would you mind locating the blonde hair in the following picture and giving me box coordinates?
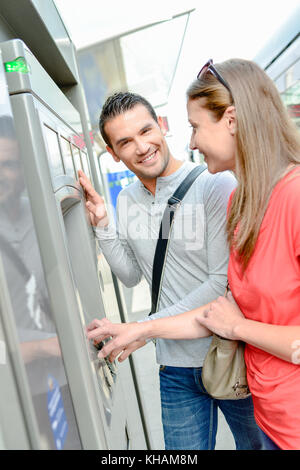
[187,59,300,270]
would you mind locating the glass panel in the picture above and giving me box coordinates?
[282,80,300,130]
[280,58,300,131]
[77,12,190,130]
[120,14,188,107]
[44,126,64,178]
[71,145,82,177]
[0,115,82,449]
[60,137,75,179]
[80,151,91,179]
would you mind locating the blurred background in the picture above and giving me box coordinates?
[54,0,300,165]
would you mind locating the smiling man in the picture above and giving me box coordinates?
[79,92,263,450]
[99,93,182,193]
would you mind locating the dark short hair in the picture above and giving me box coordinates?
[99,92,158,147]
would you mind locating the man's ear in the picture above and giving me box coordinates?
[106,144,120,162]
[157,116,167,136]
[224,106,237,136]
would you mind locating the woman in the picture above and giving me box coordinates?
[87,59,300,450]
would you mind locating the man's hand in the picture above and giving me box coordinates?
[78,169,109,227]
[86,317,148,362]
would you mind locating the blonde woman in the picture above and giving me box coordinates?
[87,59,300,450]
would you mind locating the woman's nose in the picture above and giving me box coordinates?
[189,135,197,151]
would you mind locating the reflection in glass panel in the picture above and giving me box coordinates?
[120,14,189,107]
[44,126,64,178]
[283,81,300,129]
[0,115,82,449]
[281,62,300,130]
[72,145,82,177]
[60,138,75,179]
[80,151,91,179]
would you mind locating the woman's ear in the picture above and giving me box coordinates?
[225,106,237,136]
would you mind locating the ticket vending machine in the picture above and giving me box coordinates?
[0,39,147,450]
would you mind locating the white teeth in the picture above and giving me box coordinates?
[142,151,156,163]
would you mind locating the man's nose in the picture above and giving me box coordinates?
[135,138,150,155]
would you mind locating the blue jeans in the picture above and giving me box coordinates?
[159,365,264,450]
[258,429,281,450]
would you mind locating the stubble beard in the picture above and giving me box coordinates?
[136,148,170,180]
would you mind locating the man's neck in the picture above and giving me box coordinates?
[139,157,184,195]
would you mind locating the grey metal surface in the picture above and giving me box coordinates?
[9,90,112,449]
[0,255,36,450]
[0,39,82,134]
[1,39,146,448]
[0,56,84,450]
[0,0,77,85]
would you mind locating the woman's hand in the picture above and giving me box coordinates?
[197,292,246,340]
[86,317,148,362]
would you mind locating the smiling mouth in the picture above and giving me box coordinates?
[140,150,157,164]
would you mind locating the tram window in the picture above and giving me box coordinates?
[80,151,91,179]
[71,145,82,177]
[294,59,300,82]
[275,74,286,94]
[60,137,76,179]
[44,126,64,178]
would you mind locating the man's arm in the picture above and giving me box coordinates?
[145,171,236,321]
[94,221,143,287]
[79,170,143,287]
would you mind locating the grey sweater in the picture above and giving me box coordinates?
[95,161,237,367]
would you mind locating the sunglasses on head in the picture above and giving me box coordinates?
[197,59,231,94]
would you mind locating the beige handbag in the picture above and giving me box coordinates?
[201,285,251,400]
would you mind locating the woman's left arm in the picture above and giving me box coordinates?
[197,293,300,364]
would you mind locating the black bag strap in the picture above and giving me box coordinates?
[149,164,206,315]
[0,233,31,281]
[0,233,51,315]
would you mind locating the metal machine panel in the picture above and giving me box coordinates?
[0,257,32,450]
[38,98,142,449]
[0,39,147,450]
[1,39,82,134]
[0,52,82,449]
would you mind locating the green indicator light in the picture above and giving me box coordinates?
[4,56,30,74]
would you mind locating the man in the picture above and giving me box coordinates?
[79,92,263,450]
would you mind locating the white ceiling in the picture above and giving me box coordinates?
[54,0,196,49]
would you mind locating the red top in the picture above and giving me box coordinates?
[228,167,300,450]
